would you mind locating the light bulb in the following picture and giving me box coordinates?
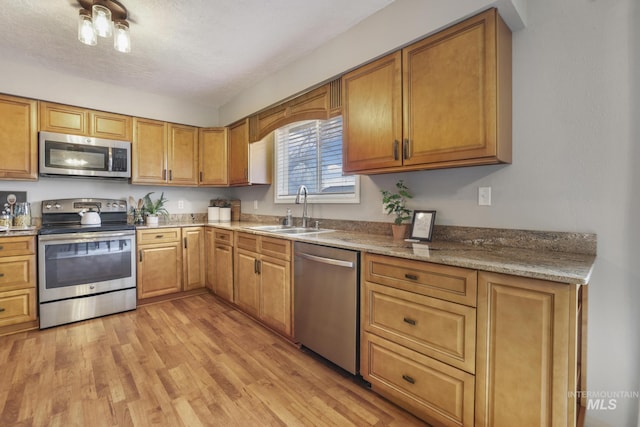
[92,4,113,38]
[113,21,131,53]
[77,9,97,46]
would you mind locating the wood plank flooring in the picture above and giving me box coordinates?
[0,294,428,426]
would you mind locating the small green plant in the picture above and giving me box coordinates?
[142,192,169,217]
[381,180,413,225]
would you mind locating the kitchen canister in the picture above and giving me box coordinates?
[219,207,231,222]
[13,202,31,228]
[208,206,220,222]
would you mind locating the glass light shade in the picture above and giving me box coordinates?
[113,21,131,53]
[77,10,97,46]
[92,4,113,37]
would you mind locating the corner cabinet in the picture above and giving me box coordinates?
[0,95,38,180]
[234,232,292,337]
[228,119,249,186]
[0,235,38,335]
[343,8,511,174]
[131,118,198,186]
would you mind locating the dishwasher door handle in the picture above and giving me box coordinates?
[297,252,354,268]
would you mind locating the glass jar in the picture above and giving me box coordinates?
[13,202,31,228]
[0,213,11,229]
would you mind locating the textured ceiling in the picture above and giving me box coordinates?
[0,0,393,109]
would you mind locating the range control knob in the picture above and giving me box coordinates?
[54,203,62,210]
[44,203,52,210]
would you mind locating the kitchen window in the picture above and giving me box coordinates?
[274,117,359,204]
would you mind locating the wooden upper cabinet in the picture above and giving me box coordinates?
[199,127,228,186]
[0,95,38,180]
[39,101,132,140]
[228,119,249,186]
[131,117,168,184]
[168,124,198,186]
[342,8,511,174]
[90,110,132,141]
[342,52,403,172]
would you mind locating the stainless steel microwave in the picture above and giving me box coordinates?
[39,131,131,180]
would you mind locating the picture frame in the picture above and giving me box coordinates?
[410,210,436,241]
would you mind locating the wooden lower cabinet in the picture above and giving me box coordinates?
[208,228,234,302]
[234,232,292,337]
[182,227,205,291]
[475,272,584,427]
[137,228,182,300]
[0,236,38,335]
[362,253,586,427]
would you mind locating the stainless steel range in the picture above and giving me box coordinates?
[38,198,136,329]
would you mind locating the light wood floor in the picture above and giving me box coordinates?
[0,294,428,426]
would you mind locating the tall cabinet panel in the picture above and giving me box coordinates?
[228,119,249,186]
[0,95,37,180]
[132,118,168,184]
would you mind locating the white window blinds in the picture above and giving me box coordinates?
[275,117,358,203]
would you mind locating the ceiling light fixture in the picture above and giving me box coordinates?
[77,0,131,53]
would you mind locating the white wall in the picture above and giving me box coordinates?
[225,1,640,426]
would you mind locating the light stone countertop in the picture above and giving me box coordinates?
[142,220,596,285]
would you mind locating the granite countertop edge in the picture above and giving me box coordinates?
[139,221,595,285]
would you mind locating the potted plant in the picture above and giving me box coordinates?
[381,180,413,239]
[142,192,169,226]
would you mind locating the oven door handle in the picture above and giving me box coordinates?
[38,230,135,243]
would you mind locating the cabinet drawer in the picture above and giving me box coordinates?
[362,332,474,427]
[260,236,290,260]
[363,281,475,373]
[236,232,259,252]
[137,228,181,244]
[213,228,234,246]
[0,256,36,291]
[364,253,477,306]
[0,288,37,327]
[0,236,35,257]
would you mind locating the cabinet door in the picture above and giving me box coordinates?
[132,118,168,184]
[234,249,259,316]
[0,95,38,180]
[228,119,249,186]
[342,52,403,172]
[0,288,37,327]
[213,243,234,303]
[168,124,199,186]
[137,243,182,299]
[403,8,508,166]
[259,255,291,336]
[39,101,88,135]
[476,272,574,427]
[199,127,228,186]
[90,111,132,141]
[205,228,215,291]
[182,227,205,291]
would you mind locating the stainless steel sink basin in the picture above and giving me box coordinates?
[246,225,334,235]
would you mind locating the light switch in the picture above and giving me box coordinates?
[478,187,491,206]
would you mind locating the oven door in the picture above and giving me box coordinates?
[38,230,136,303]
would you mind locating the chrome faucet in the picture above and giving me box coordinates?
[295,185,309,228]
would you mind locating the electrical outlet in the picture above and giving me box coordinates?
[478,187,492,206]
[254,200,258,210]
[178,200,184,209]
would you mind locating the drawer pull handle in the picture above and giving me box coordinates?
[0,307,4,312]
[155,235,163,239]
[0,273,4,278]
[402,374,415,384]
[404,273,418,281]
[403,317,416,326]
[0,246,3,250]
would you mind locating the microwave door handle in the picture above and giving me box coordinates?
[108,147,113,172]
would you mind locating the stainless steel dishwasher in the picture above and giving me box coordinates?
[294,241,360,375]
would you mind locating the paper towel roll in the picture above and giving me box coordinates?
[208,207,220,222]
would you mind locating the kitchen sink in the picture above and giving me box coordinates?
[246,225,334,235]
